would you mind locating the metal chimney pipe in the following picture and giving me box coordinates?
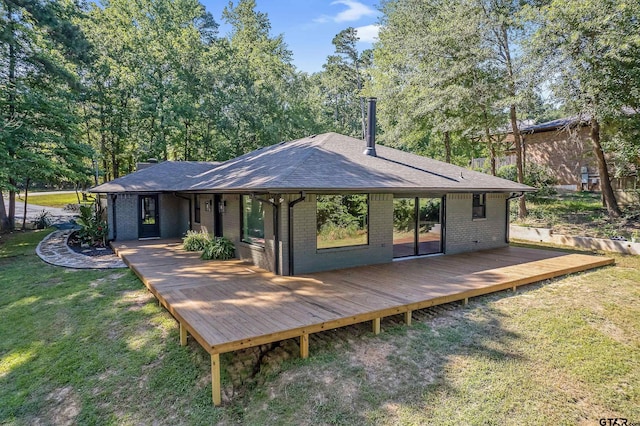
[363,97,377,157]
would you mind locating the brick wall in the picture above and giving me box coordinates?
[111,193,138,240]
[289,193,393,274]
[445,193,508,254]
[504,126,595,189]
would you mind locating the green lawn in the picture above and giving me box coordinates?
[1,230,638,424]
[16,193,94,208]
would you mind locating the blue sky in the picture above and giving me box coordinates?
[200,0,381,74]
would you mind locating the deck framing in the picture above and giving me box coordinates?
[114,241,614,405]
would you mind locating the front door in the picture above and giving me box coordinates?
[393,197,443,257]
[139,194,160,238]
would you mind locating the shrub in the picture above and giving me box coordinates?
[498,163,558,197]
[182,230,211,251]
[76,204,108,246]
[32,210,52,229]
[201,237,235,260]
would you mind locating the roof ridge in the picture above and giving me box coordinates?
[268,133,333,188]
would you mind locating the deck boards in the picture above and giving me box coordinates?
[114,241,614,355]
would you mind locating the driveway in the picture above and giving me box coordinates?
[3,191,79,227]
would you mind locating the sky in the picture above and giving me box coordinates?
[200,0,381,74]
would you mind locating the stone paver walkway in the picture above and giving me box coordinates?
[36,229,127,269]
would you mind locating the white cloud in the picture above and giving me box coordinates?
[332,0,377,22]
[355,24,380,43]
[314,1,378,24]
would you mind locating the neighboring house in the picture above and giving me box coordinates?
[92,107,533,275]
[473,116,599,190]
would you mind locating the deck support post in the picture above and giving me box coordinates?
[512,286,517,292]
[211,353,221,406]
[179,323,188,346]
[300,333,309,359]
[372,317,381,335]
[463,297,469,306]
[404,311,412,326]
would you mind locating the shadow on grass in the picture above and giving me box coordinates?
[0,237,222,425]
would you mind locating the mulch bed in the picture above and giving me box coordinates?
[67,231,115,257]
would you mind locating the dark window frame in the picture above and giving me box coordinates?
[194,194,201,224]
[241,195,265,247]
[316,194,370,250]
[472,193,486,219]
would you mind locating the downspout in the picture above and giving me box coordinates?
[505,192,525,243]
[253,195,282,275]
[287,192,306,276]
[173,192,192,232]
[111,194,117,241]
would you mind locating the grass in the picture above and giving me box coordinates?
[515,191,640,239]
[1,230,639,424]
[16,192,94,208]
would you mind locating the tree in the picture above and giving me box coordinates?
[526,0,640,218]
[0,0,92,230]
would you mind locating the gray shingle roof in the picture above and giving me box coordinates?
[190,133,533,193]
[91,161,219,193]
[91,133,533,194]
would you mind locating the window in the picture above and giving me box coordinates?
[241,195,264,246]
[472,193,486,219]
[317,194,368,249]
[194,194,201,223]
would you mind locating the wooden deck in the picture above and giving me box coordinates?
[114,241,614,405]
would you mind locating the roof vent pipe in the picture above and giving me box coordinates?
[363,97,377,157]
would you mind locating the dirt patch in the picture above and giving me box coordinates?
[350,341,394,372]
[32,386,80,426]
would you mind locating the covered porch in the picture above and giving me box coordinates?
[113,241,614,405]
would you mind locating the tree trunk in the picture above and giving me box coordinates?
[21,178,30,230]
[443,131,452,163]
[501,25,527,219]
[483,109,496,176]
[0,191,10,231]
[590,118,621,218]
[8,180,16,230]
[6,2,17,230]
[354,57,365,140]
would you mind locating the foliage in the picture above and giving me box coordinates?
[0,0,94,230]
[182,230,211,252]
[75,204,108,247]
[201,237,235,260]
[32,210,52,230]
[498,163,558,197]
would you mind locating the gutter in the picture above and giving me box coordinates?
[173,192,192,232]
[253,195,283,275]
[287,192,306,276]
[505,192,525,243]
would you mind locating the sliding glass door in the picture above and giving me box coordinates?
[393,197,442,257]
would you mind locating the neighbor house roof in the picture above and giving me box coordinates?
[91,133,533,194]
[91,161,219,193]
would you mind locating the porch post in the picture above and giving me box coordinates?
[211,353,221,406]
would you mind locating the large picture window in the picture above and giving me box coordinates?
[472,193,486,219]
[317,194,368,249]
[241,195,265,246]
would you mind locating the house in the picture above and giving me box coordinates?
[92,101,533,275]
